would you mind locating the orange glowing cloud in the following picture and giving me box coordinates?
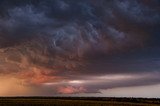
[16,67,63,85]
[57,86,86,94]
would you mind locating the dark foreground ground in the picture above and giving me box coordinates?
[0,97,160,106]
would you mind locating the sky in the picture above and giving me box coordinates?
[0,0,160,97]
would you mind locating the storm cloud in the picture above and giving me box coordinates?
[0,0,160,96]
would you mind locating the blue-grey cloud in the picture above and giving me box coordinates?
[0,0,160,95]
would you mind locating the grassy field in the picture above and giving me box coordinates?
[0,97,160,106]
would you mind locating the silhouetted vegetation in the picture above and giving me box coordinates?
[0,97,159,106]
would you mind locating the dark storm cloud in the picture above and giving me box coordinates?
[1,0,158,48]
[0,0,160,94]
[115,0,160,24]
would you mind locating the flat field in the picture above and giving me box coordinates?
[0,97,160,106]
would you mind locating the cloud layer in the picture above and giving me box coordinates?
[0,0,160,96]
